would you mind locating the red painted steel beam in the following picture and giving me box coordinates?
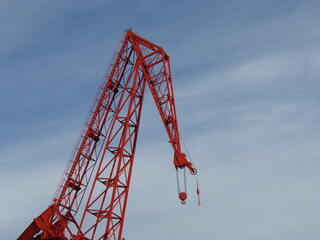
[18,30,195,240]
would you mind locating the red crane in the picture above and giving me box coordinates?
[18,30,199,240]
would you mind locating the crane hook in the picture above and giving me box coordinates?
[179,192,187,205]
[196,186,201,206]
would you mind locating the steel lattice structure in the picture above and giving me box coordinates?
[18,30,197,240]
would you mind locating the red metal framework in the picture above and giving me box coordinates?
[18,30,197,240]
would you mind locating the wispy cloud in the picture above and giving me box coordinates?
[1,1,320,239]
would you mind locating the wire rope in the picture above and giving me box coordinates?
[180,134,201,205]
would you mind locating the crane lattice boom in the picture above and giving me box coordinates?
[18,30,197,240]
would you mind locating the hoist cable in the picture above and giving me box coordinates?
[180,135,195,166]
[184,166,187,194]
[176,168,180,194]
[180,134,201,206]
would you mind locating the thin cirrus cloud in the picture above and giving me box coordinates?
[1,1,320,240]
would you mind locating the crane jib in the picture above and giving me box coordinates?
[18,29,199,240]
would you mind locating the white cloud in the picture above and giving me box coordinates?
[2,1,320,239]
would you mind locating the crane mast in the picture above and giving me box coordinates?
[18,30,197,240]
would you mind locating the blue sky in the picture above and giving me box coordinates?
[1,0,320,239]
